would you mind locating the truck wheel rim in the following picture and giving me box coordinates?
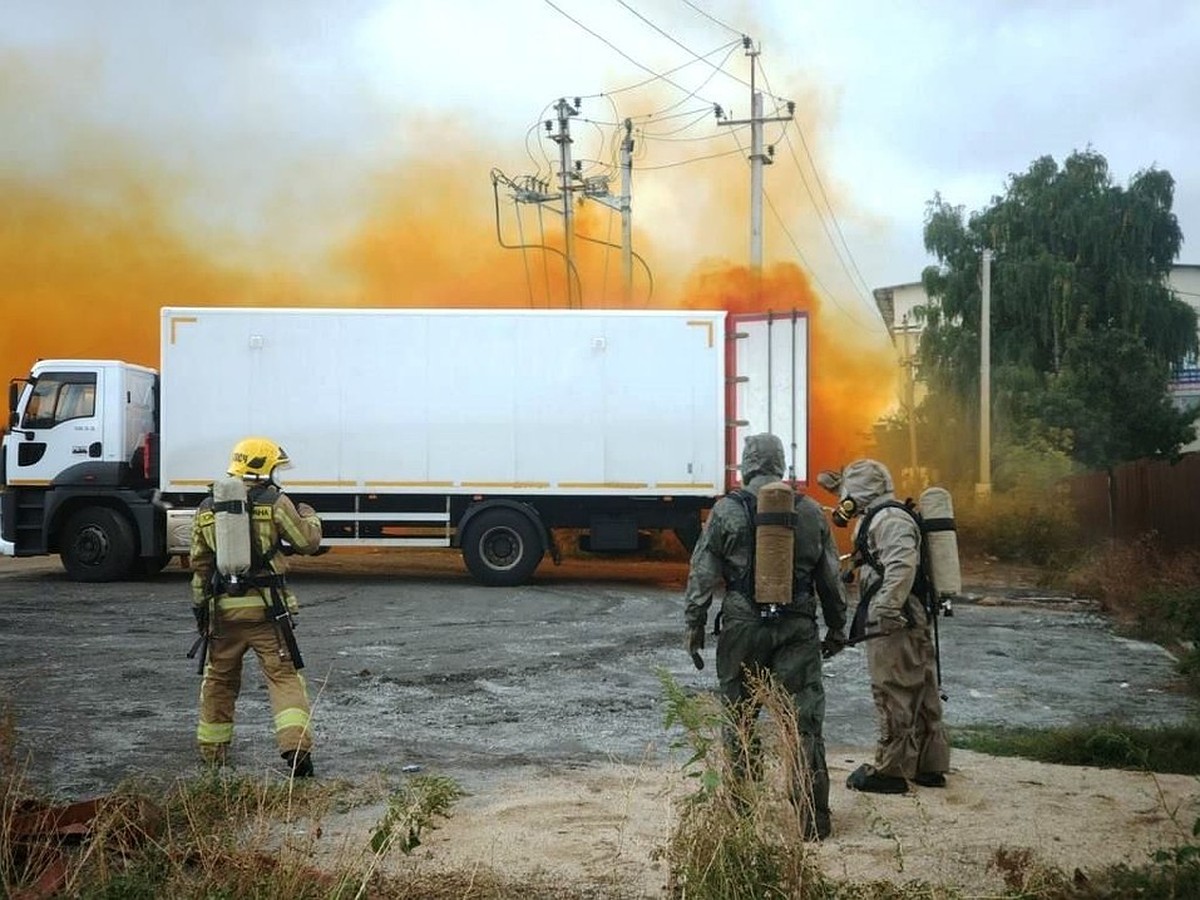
[481,527,522,571]
[73,526,110,567]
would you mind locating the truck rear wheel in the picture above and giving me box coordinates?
[461,508,543,587]
[60,507,137,582]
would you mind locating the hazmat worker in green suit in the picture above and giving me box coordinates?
[682,433,848,840]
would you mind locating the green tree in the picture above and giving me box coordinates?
[917,149,1198,472]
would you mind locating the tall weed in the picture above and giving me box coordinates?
[658,668,830,899]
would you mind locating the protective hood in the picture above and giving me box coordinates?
[838,458,894,509]
[740,433,786,484]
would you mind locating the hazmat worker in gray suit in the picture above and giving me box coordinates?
[683,433,848,840]
[828,457,950,793]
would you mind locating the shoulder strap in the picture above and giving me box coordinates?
[246,483,282,570]
[726,489,756,599]
[853,499,919,574]
[854,498,938,617]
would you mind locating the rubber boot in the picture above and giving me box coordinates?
[846,763,908,794]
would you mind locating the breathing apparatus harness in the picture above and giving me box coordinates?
[848,498,947,699]
[713,488,813,633]
[210,482,285,594]
[207,481,305,670]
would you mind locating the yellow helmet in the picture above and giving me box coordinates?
[227,437,291,481]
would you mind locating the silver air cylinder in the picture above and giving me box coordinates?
[918,486,961,597]
[755,481,795,605]
[213,476,253,579]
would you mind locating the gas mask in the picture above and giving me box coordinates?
[832,497,859,528]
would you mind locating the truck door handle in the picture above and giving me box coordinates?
[89,442,102,458]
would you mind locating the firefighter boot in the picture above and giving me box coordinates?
[283,749,314,778]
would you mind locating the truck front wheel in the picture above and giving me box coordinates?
[60,507,137,582]
[461,508,543,587]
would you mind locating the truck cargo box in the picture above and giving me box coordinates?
[159,307,727,497]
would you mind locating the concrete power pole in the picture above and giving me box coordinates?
[581,117,635,305]
[977,248,994,498]
[901,313,920,490]
[717,39,793,275]
[620,119,633,305]
[549,98,580,308]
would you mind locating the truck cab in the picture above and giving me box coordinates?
[2,359,163,579]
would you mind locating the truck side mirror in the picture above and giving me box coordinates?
[7,381,17,429]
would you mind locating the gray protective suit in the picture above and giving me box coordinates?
[839,458,949,781]
[683,434,848,838]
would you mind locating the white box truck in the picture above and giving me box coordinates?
[2,307,808,584]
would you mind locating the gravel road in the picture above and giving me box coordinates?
[0,551,1193,798]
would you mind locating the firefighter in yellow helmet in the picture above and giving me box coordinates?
[189,437,323,776]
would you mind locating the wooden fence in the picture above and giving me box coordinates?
[1066,452,1200,550]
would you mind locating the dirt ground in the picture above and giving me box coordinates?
[332,749,1200,898]
[2,550,1197,896]
[303,554,1197,897]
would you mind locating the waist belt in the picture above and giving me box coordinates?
[212,570,286,597]
[757,602,816,622]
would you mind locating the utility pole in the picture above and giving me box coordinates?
[717,38,794,275]
[581,118,635,305]
[900,313,920,491]
[497,99,633,308]
[977,249,994,498]
[548,97,580,308]
[619,119,633,305]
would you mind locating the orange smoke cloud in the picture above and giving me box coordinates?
[1,124,899,481]
[679,262,898,485]
[0,175,325,379]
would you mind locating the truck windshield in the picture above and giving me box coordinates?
[22,373,96,429]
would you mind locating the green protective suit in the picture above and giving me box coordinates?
[683,434,848,838]
[840,458,950,781]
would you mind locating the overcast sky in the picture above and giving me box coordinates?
[4,0,1198,321]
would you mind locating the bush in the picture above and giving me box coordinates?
[955,487,1083,566]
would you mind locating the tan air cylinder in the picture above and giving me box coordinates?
[754,481,795,604]
[917,486,961,597]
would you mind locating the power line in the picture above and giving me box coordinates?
[764,187,884,330]
[634,146,745,170]
[575,38,741,99]
[727,127,883,330]
[614,0,745,92]
[541,0,721,102]
[780,122,876,306]
[755,64,877,309]
[678,0,743,39]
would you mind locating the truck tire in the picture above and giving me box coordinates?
[60,507,137,582]
[461,508,543,587]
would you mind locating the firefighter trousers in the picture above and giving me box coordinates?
[196,618,312,760]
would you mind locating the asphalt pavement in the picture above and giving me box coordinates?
[0,551,1194,799]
